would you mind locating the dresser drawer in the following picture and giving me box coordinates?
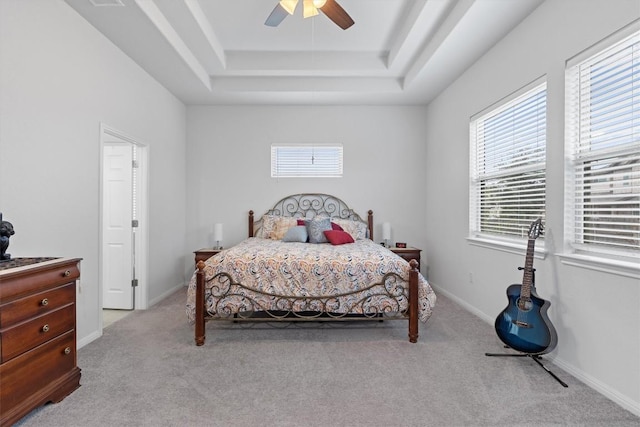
[0,330,76,412]
[0,283,75,328]
[0,260,80,303]
[0,304,75,363]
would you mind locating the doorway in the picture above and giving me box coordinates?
[99,124,148,329]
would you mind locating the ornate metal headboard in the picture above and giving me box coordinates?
[249,193,374,240]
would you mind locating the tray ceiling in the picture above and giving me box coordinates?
[65,0,544,105]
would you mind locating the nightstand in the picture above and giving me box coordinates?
[389,246,421,272]
[194,248,222,268]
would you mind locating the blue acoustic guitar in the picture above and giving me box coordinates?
[494,219,557,355]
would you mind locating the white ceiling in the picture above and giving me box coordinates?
[65,0,544,105]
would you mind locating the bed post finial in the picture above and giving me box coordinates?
[368,210,374,241]
[249,210,255,237]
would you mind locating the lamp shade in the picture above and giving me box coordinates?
[382,222,391,240]
[214,223,223,242]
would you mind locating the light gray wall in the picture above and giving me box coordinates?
[185,105,428,277]
[424,0,639,416]
[0,0,187,346]
[1,0,637,417]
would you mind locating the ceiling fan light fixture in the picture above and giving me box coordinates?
[267,0,353,30]
[303,0,319,18]
[279,0,298,15]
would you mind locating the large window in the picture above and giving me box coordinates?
[271,143,343,178]
[565,29,639,261]
[470,80,547,242]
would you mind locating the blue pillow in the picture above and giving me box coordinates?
[305,217,332,244]
[282,225,308,243]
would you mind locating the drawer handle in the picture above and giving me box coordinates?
[41,298,49,306]
[64,347,71,355]
[42,324,50,332]
[63,270,71,277]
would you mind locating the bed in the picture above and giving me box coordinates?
[186,193,436,345]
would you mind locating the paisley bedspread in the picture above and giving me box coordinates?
[186,238,436,323]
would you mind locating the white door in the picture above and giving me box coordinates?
[102,143,134,309]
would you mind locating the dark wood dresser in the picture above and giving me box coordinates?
[0,257,82,426]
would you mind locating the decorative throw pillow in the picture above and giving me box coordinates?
[298,218,343,231]
[257,215,275,238]
[273,217,297,240]
[332,218,367,240]
[298,218,344,231]
[324,230,354,245]
[305,217,332,244]
[282,225,308,243]
[261,215,297,240]
[331,221,344,231]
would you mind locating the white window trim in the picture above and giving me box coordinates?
[467,236,548,260]
[469,76,547,252]
[563,22,640,269]
[271,143,343,178]
[557,253,640,280]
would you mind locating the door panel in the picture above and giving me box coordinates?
[102,144,133,309]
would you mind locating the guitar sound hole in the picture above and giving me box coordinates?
[516,297,532,312]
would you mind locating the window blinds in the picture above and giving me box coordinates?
[566,30,640,256]
[470,82,547,239]
[271,144,343,178]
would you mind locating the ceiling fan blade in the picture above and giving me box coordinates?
[319,0,354,30]
[265,3,289,27]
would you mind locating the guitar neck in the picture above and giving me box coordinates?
[521,237,536,297]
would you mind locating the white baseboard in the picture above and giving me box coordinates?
[431,283,494,325]
[77,282,184,350]
[77,329,102,350]
[431,282,640,418]
[148,282,185,307]
[550,357,640,417]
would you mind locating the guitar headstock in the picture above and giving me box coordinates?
[528,218,544,239]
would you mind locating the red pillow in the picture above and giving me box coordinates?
[297,219,305,226]
[323,230,354,245]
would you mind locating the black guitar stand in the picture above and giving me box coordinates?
[486,267,568,388]
[485,347,568,387]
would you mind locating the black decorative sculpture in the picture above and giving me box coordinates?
[0,212,15,261]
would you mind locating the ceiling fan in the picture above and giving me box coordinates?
[265,0,355,30]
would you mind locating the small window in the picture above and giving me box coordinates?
[271,144,343,178]
[565,29,639,260]
[470,80,547,241]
